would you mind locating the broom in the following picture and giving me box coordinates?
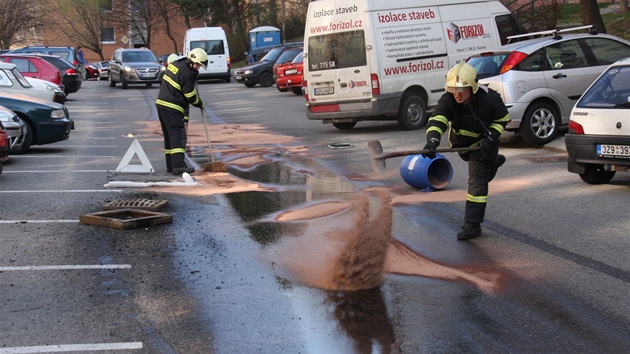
[200,107,226,172]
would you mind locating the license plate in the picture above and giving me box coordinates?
[597,144,630,158]
[285,69,298,75]
[141,73,155,78]
[314,87,334,96]
[236,76,242,80]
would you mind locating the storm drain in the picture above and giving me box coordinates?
[102,198,168,211]
[80,209,173,230]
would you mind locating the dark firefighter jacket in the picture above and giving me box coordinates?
[156,58,202,115]
[426,86,509,148]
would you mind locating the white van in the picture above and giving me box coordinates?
[183,27,231,83]
[302,0,526,130]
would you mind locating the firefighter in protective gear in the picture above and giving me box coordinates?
[165,54,191,129]
[156,49,206,175]
[422,62,509,240]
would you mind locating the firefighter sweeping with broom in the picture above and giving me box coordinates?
[156,48,207,175]
[422,62,509,240]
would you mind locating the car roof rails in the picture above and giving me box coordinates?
[507,25,597,43]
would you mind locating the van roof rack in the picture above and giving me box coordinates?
[507,25,596,43]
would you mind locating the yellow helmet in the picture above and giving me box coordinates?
[187,48,208,69]
[445,62,478,94]
[167,53,179,64]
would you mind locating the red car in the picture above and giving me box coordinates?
[0,120,8,174]
[275,52,303,95]
[82,63,100,80]
[0,54,65,93]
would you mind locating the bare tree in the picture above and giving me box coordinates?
[49,0,108,59]
[580,0,607,33]
[0,0,43,49]
[156,0,182,53]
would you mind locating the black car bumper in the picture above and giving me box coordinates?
[36,120,74,145]
[565,133,630,174]
[54,92,67,104]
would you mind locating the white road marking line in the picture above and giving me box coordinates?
[0,220,79,224]
[3,170,110,173]
[11,155,117,158]
[0,264,132,271]
[0,190,123,193]
[0,342,142,353]
[91,137,117,139]
[39,145,117,148]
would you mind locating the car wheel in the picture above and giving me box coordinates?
[259,72,274,87]
[14,119,33,154]
[292,87,303,95]
[579,164,615,184]
[396,94,427,130]
[108,74,116,87]
[519,102,560,146]
[121,75,128,89]
[277,85,289,93]
[333,122,356,130]
[244,83,256,88]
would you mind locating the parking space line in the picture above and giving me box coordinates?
[0,220,79,224]
[0,264,132,271]
[3,170,110,173]
[0,342,143,353]
[11,155,117,158]
[0,190,123,193]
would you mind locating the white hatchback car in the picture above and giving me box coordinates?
[565,57,630,184]
[0,62,65,103]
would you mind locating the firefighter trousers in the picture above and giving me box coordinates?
[459,146,500,224]
[157,107,188,172]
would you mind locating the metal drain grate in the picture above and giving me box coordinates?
[80,209,173,230]
[103,198,168,211]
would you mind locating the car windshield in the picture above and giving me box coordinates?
[191,40,225,55]
[467,54,508,78]
[122,51,158,62]
[40,56,74,70]
[577,65,630,108]
[307,30,367,71]
[275,49,302,65]
[260,48,284,62]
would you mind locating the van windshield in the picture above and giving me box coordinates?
[307,30,366,71]
[191,40,225,55]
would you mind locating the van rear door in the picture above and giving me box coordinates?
[305,1,371,105]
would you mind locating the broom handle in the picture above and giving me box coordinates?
[200,107,216,162]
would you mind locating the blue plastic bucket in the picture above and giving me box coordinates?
[399,154,453,191]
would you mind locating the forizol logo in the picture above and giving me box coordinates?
[447,22,486,43]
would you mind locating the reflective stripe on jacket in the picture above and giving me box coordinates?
[156,58,201,113]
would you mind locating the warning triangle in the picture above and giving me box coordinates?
[115,138,155,173]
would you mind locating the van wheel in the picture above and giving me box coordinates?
[397,94,427,130]
[333,122,356,130]
[292,87,303,95]
[223,76,231,83]
[146,83,153,87]
[519,102,559,146]
[108,74,116,87]
[259,72,274,87]
[579,164,615,184]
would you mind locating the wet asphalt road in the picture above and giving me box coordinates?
[1,79,629,353]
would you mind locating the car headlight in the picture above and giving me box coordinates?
[244,70,253,75]
[123,66,135,73]
[51,109,67,119]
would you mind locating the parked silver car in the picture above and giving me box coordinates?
[0,104,26,153]
[467,26,630,145]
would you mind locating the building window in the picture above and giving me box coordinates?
[100,0,113,12]
[101,28,115,44]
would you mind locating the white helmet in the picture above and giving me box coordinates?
[445,62,478,94]
[167,53,179,64]
[187,48,208,69]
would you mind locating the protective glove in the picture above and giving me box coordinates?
[193,99,204,109]
[422,137,440,159]
[479,137,495,161]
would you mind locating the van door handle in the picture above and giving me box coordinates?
[553,73,567,79]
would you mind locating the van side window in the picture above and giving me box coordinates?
[307,30,366,71]
[495,14,527,45]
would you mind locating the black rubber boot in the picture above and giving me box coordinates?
[172,166,195,175]
[457,222,482,240]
